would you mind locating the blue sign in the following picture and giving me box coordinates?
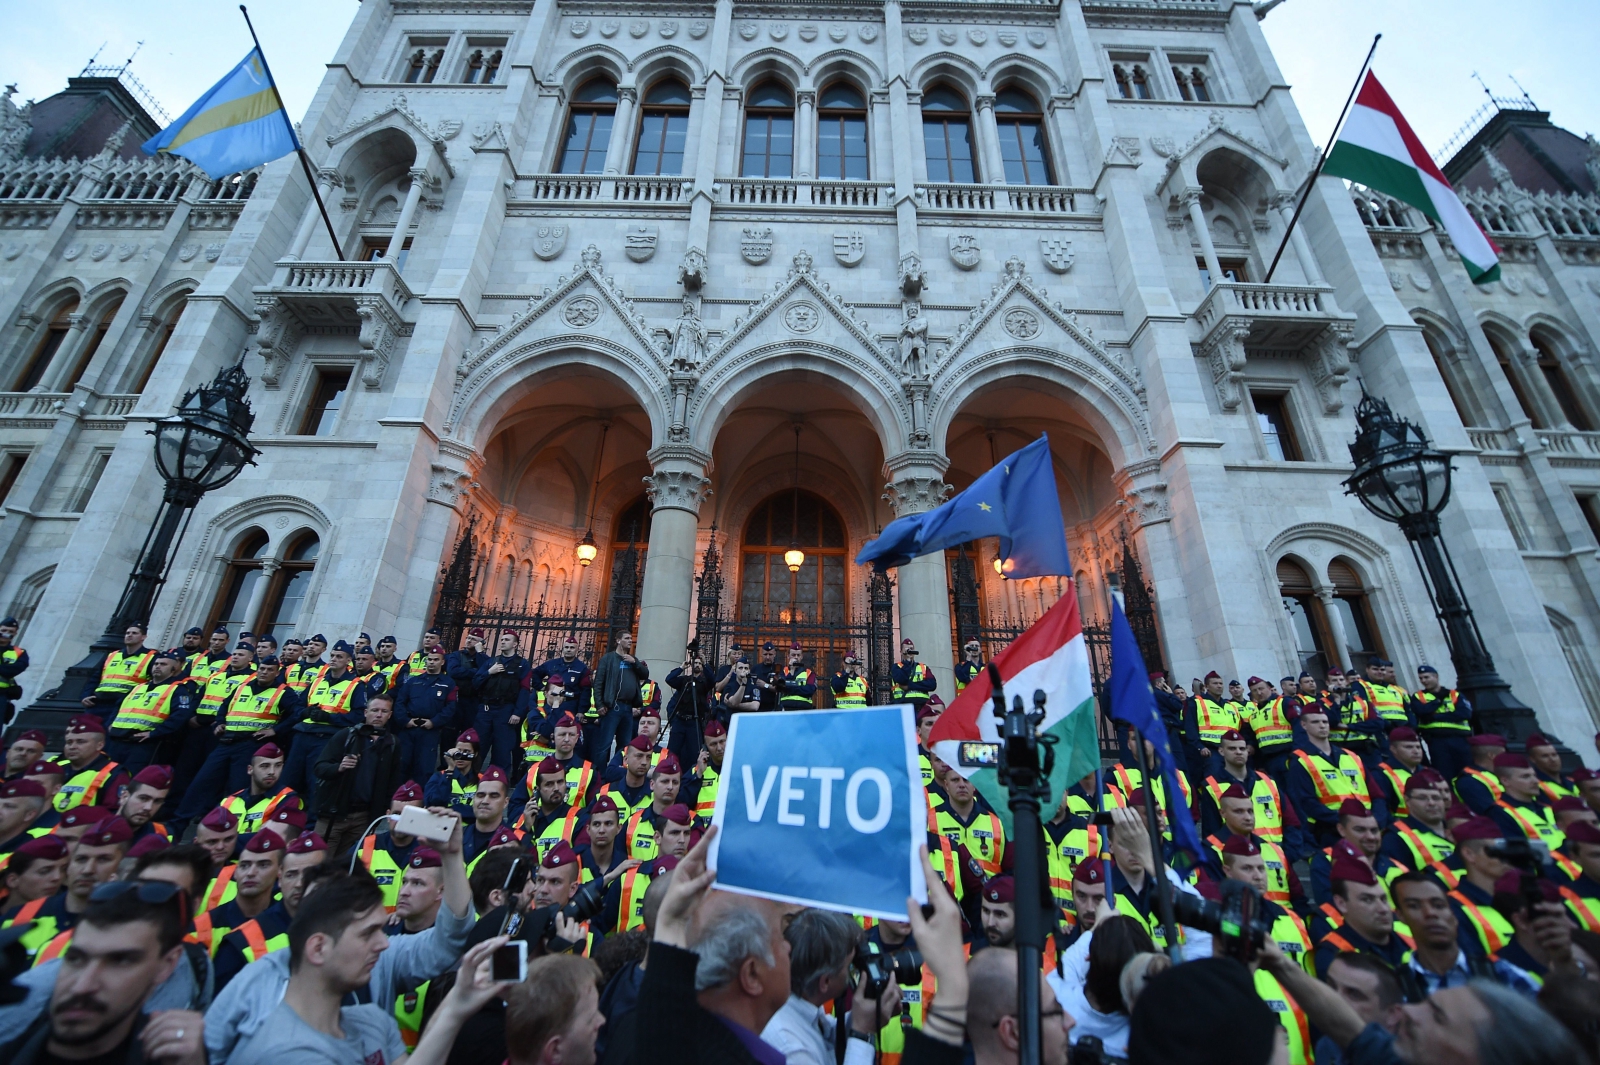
[708,706,927,920]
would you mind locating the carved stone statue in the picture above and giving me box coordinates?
[670,300,706,372]
[899,303,929,379]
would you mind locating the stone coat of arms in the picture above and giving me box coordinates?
[741,227,774,265]
[1039,235,1075,274]
[948,232,980,270]
[534,225,568,261]
[625,224,659,262]
[833,229,866,267]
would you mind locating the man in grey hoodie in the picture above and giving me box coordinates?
[202,812,476,1064]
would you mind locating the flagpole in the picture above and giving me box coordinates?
[239,4,345,261]
[1263,33,1380,283]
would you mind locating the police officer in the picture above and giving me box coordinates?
[219,742,299,837]
[1373,726,1425,820]
[622,756,684,861]
[751,641,781,710]
[1525,732,1577,803]
[372,635,409,691]
[954,639,984,695]
[0,615,29,725]
[391,847,444,935]
[777,643,817,710]
[721,658,764,714]
[591,736,657,821]
[291,633,329,692]
[115,765,173,846]
[1206,784,1301,908]
[1557,820,1600,932]
[394,645,458,785]
[104,650,199,773]
[284,639,368,804]
[1355,658,1414,733]
[1313,853,1410,976]
[579,795,648,933]
[1454,733,1508,814]
[891,639,936,713]
[80,623,155,719]
[424,730,481,814]
[54,715,127,813]
[1412,663,1472,782]
[1200,729,1298,854]
[684,718,727,823]
[0,834,74,959]
[173,641,258,805]
[445,628,488,751]
[474,631,531,771]
[1044,784,1103,918]
[520,756,585,861]
[1284,704,1384,848]
[3,729,46,784]
[1219,834,1313,974]
[1184,671,1241,776]
[1487,752,1563,850]
[1381,769,1456,877]
[461,765,513,865]
[174,654,298,830]
[407,629,441,676]
[211,830,328,991]
[978,874,1016,949]
[353,782,428,911]
[1308,800,1405,906]
[933,762,1005,878]
[830,653,869,709]
[0,775,52,852]
[197,828,284,955]
[189,625,232,684]
[1239,676,1296,779]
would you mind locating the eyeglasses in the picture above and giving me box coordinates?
[90,879,191,913]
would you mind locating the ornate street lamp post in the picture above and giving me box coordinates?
[19,362,259,731]
[1343,393,1537,741]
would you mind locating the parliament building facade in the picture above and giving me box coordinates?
[2,0,1600,752]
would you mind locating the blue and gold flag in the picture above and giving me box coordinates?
[142,50,296,179]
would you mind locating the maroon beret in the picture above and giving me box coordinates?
[12,730,48,746]
[646,854,680,878]
[1492,753,1532,770]
[591,794,619,816]
[199,807,239,832]
[703,719,727,738]
[982,875,1015,904]
[392,781,423,803]
[1338,799,1372,820]
[1525,733,1553,750]
[126,834,171,859]
[80,817,133,847]
[25,759,66,777]
[1221,835,1260,857]
[409,848,442,869]
[663,803,692,827]
[1,778,46,799]
[1073,861,1104,886]
[626,736,653,753]
[553,713,580,729]
[131,765,173,790]
[287,832,328,854]
[244,831,286,853]
[1330,854,1378,887]
[67,715,106,735]
[16,835,69,860]
[1566,821,1600,845]
[253,743,284,759]
[1388,727,1418,742]
[1469,734,1508,748]
[655,753,682,776]
[480,766,509,785]
[456,729,481,745]
[542,840,578,869]
[1452,816,1504,843]
[59,805,114,827]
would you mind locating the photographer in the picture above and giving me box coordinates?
[761,908,901,1065]
[720,659,763,716]
[1099,805,1212,959]
[665,648,716,764]
[312,692,406,857]
[1491,871,1588,981]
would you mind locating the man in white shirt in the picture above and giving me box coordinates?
[760,908,902,1065]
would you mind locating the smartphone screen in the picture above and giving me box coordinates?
[492,942,525,981]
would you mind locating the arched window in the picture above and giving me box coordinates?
[741,81,795,178]
[462,48,503,84]
[994,88,1053,186]
[633,79,691,176]
[1173,67,1211,102]
[1327,559,1384,673]
[816,83,868,180]
[1277,557,1333,680]
[1112,64,1153,100]
[210,530,270,633]
[559,79,618,175]
[739,490,847,624]
[1530,333,1594,431]
[15,299,77,391]
[402,47,444,84]
[133,302,186,394]
[261,533,320,642]
[63,296,123,391]
[606,496,652,623]
[1487,332,1547,428]
[1421,329,1480,427]
[921,86,977,183]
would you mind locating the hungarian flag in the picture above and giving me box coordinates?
[928,593,1102,833]
[1324,72,1500,284]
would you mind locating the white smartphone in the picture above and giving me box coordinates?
[492,939,527,982]
[394,805,457,844]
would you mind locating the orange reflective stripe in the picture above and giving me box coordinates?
[34,929,72,964]
[1378,764,1411,818]
[240,921,271,960]
[360,835,376,868]
[12,898,47,924]
[203,866,235,910]
[1320,931,1357,955]
[187,911,213,948]
[1449,891,1511,953]
[1393,822,1451,873]
[1559,886,1600,934]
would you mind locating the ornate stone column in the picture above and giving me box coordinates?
[795,89,816,181]
[1271,189,1323,285]
[638,445,712,681]
[603,87,638,176]
[883,451,955,701]
[383,168,427,265]
[287,169,341,260]
[241,558,281,634]
[1315,590,1350,673]
[974,93,1007,185]
[1182,186,1224,286]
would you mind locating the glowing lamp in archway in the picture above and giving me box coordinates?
[784,544,805,573]
[575,530,598,566]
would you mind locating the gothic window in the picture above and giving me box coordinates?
[62,296,123,392]
[67,450,110,513]
[402,46,446,84]
[741,81,795,179]
[558,79,618,175]
[1112,62,1153,100]
[604,496,652,623]
[1420,328,1482,427]
[0,453,25,508]
[994,88,1053,186]
[816,83,868,180]
[261,533,320,643]
[1488,333,1547,429]
[739,491,847,625]
[462,47,504,84]
[133,301,186,394]
[210,530,269,634]
[1172,61,1213,102]
[1277,557,1332,680]
[15,299,77,392]
[1530,332,1594,431]
[633,79,691,176]
[1327,559,1385,674]
[921,85,977,183]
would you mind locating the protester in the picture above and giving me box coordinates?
[504,954,606,1065]
[1128,956,1280,1065]
[761,908,902,1065]
[313,692,406,855]
[1049,913,1151,1059]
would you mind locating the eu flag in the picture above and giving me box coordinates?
[856,435,1071,578]
[1106,597,1204,867]
[143,50,297,179]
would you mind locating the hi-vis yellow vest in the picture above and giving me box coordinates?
[198,669,254,718]
[96,649,154,695]
[111,681,186,731]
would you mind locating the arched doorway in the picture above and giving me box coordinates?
[737,489,849,625]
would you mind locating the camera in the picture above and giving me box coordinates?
[1487,836,1551,915]
[1170,880,1269,964]
[560,878,607,924]
[853,940,924,999]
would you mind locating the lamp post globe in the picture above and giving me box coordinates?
[17,361,259,736]
[1342,393,1538,744]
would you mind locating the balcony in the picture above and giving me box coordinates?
[253,260,414,391]
[916,182,1095,215]
[1191,282,1356,414]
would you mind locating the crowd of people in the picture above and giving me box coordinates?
[0,615,1594,1064]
